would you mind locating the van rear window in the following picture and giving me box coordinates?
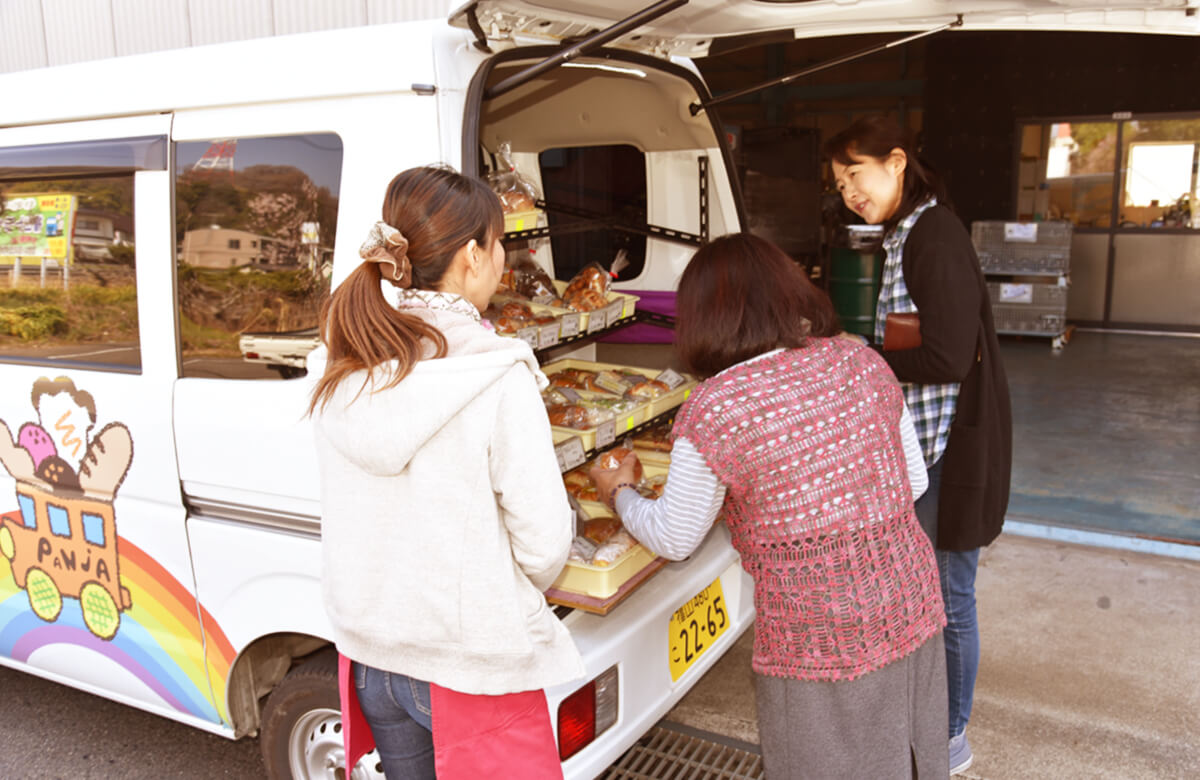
[539,145,647,282]
[174,133,342,380]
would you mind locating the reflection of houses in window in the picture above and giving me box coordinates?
[73,208,134,261]
[1046,123,1078,179]
[181,226,276,268]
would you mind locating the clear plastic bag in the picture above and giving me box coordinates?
[562,261,612,312]
[487,141,540,214]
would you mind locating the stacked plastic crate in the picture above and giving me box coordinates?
[971,220,1072,349]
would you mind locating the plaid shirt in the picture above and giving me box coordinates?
[875,197,960,467]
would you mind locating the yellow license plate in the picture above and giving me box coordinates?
[668,577,729,681]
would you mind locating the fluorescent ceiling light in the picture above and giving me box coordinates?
[562,62,647,78]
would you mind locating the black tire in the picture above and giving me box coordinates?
[269,364,305,380]
[259,649,383,780]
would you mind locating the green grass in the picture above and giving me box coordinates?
[0,284,138,344]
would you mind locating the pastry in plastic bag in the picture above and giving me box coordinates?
[626,378,671,401]
[582,516,622,544]
[632,423,674,453]
[592,530,637,567]
[564,287,609,313]
[486,141,540,214]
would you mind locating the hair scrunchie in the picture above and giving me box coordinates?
[359,221,412,287]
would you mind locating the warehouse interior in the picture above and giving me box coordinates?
[679,29,1199,544]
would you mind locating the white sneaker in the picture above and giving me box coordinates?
[949,732,974,776]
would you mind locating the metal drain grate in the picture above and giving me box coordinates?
[603,722,764,780]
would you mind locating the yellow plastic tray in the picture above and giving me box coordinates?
[548,394,649,450]
[548,280,639,331]
[504,208,543,233]
[541,358,697,420]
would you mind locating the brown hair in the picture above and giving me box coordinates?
[309,166,504,414]
[823,114,947,233]
[674,233,839,378]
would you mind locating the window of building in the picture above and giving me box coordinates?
[1017,116,1199,229]
[175,133,341,379]
[0,165,140,372]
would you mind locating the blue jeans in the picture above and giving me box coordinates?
[937,547,981,739]
[916,457,982,739]
[353,662,435,779]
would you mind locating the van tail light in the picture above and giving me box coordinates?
[244,352,260,360]
[557,664,619,760]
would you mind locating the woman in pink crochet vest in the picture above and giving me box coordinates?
[592,233,948,778]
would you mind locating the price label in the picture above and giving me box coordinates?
[655,368,687,390]
[604,301,624,325]
[595,419,616,448]
[586,309,608,334]
[559,313,581,338]
[567,494,589,537]
[555,436,587,472]
[517,326,539,348]
[537,324,559,349]
[1004,222,1038,243]
[558,387,582,402]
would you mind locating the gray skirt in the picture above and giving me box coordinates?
[755,632,948,779]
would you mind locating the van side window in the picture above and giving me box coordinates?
[539,145,647,281]
[174,133,342,379]
[0,174,139,371]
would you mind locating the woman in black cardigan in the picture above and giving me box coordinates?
[825,115,1012,776]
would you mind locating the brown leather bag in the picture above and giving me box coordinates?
[883,312,922,351]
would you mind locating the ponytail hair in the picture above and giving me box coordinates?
[823,114,948,233]
[308,166,504,414]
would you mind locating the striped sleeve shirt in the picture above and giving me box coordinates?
[616,401,928,561]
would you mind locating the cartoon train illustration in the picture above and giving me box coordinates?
[0,378,134,640]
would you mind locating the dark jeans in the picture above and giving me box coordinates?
[353,662,434,779]
[915,457,983,739]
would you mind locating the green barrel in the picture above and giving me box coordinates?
[829,248,883,337]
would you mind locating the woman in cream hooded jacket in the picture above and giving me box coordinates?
[314,301,584,695]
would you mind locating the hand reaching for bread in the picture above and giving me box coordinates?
[589,447,643,508]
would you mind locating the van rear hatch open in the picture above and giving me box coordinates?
[451,0,1198,60]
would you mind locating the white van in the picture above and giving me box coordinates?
[0,1,1193,777]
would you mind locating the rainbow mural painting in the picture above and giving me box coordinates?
[0,529,236,725]
[0,377,236,726]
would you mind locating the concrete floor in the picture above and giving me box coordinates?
[1002,331,1200,543]
[653,332,1200,777]
[666,534,1200,778]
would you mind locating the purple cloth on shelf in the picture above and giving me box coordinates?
[599,290,676,344]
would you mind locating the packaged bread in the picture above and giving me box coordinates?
[596,446,634,471]
[632,423,674,453]
[546,403,613,430]
[625,378,671,401]
[582,516,622,544]
[592,530,637,567]
[562,467,599,501]
[564,263,610,297]
[637,473,667,499]
[563,287,609,313]
[569,535,599,563]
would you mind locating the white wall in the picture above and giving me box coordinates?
[0,0,457,74]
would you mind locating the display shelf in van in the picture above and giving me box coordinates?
[551,500,661,600]
[503,208,543,234]
[546,280,639,332]
[569,460,669,518]
[487,295,564,349]
[548,393,650,452]
[542,358,697,420]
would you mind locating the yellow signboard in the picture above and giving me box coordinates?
[0,193,78,264]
